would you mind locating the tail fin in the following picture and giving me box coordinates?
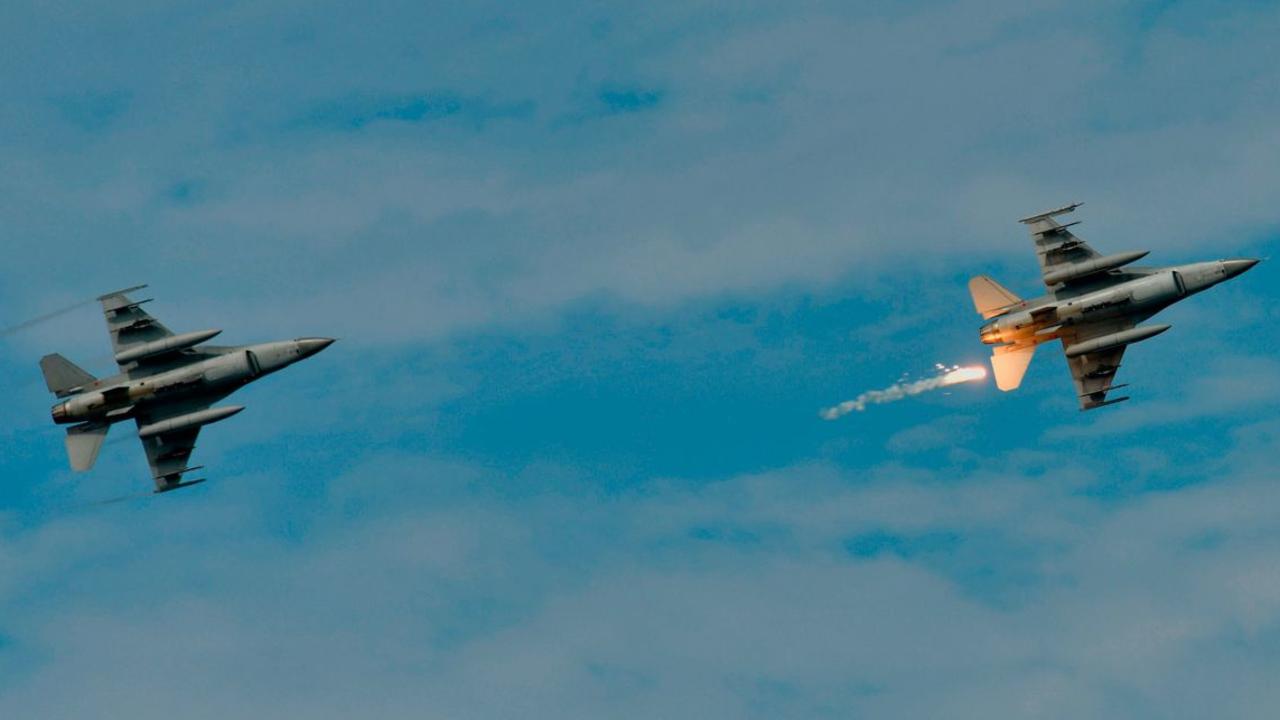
[991,344,1037,391]
[65,423,109,472]
[40,354,96,397]
[968,275,1022,319]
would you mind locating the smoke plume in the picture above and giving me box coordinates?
[821,364,987,420]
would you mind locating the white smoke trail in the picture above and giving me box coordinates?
[821,364,987,420]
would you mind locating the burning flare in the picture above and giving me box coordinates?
[821,364,988,420]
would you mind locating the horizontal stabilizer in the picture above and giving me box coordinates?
[991,344,1036,392]
[65,423,109,472]
[968,275,1022,319]
[40,354,97,397]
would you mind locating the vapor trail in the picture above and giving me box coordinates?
[0,297,96,337]
[71,491,153,508]
[821,364,987,420]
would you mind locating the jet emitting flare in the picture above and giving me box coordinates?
[821,364,988,420]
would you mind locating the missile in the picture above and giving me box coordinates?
[137,405,244,439]
[1019,202,1083,224]
[154,478,207,494]
[115,329,222,364]
[1042,250,1150,286]
[1064,324,1171,358]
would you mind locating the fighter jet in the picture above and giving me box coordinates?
[40,286,334,492]
[969,203,1259,410]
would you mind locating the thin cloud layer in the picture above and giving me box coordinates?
[5,428,1280,718]
[1,2,1279,718]
[1,1,1277,343]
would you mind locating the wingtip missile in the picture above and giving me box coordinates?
[153,465,205,481]
[1082,396,1130,411]
[96,284,149,301]
[1019,202,1083,224]
[154,478,207,494]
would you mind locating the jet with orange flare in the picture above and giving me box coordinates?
[969,203,1259,410]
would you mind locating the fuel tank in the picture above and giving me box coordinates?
[114,329,222,364]
[137,405,245,438]
[1064,324,1171,358]
[1042,251,1149,285]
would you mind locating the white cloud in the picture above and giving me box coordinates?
[3,4,1280,717]
[1046,354,1280,440]
[6,425,1280,717]
[1,1,1278,347]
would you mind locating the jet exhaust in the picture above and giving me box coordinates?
[821,364,988,420]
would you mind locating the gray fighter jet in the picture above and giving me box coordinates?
[969,203,1259,410]
[40,286,334,492]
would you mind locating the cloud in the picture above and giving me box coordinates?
[297,93,538,131]
[1045,354,1280,440]
[2,0,1278,347]
[6,424,1280,717]
[2,3,1280,718]
[596,87,665,114]
[887,415,979,454]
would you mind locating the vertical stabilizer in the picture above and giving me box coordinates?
[65,423,109,472]
[991,344,1037,391]
[968,275,1022,319]
[40,354,97,397]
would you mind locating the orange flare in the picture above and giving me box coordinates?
[940,366,988,385]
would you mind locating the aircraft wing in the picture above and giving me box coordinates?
[1020,203,1103,290]
[1059,320,1131,411]
[99,286,225,374]
[100,285,172,364]
[134,400,209,493]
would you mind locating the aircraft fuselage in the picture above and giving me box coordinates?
[978,260,1255,347]
[51,338,334,425]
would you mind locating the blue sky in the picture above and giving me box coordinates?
[2,1,1280,717]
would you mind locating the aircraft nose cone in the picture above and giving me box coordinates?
[1223,258,1260,278]
[297,337,336,357]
